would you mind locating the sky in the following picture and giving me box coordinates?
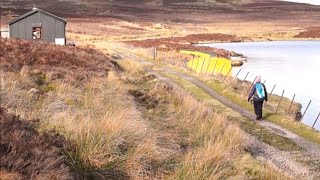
[281,0,320,5]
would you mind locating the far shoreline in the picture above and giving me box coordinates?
[194,38,320,45]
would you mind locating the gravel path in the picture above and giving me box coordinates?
[115,50,320,179]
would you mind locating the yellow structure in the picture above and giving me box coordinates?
[180,50,232,76]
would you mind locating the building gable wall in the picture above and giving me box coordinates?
[9,11,65,42]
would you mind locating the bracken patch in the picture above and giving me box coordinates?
[0,38,118,80]
[0,107,75,180]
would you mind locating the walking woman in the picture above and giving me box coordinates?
[248,76,268,120]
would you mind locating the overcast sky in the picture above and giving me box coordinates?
[281,0,320,5]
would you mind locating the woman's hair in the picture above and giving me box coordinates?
[256,75,261,83]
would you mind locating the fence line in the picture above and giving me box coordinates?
[205,59,210,75]
[223,67,233,82]
[288,94,296,114]
[234,70,318,129]
[152,50,319,130]
[200,58,205,73]
[269,84,277,98]
[302,100,312,119]
[276,90,285,114]
[312,112,320,128]
[218,62,227,76]
[211,60,218,76]
[235,68,242,78]
[243,72,250,81]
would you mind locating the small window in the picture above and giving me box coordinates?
[32,27,42,39]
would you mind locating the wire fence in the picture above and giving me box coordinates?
[144,47,320,130]
[230,68,319,130]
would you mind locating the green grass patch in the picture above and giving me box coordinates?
[233,154,291,180]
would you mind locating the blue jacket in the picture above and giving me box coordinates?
[248,83,268,102]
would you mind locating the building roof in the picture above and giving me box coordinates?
[9,8,67,25]
[0,28,9,31]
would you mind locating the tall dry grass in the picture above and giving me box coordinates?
[45,76,150,168]
[120,60,289,179]
[148,82,247,179]
[1,57,290,179]
[147,79,290,179]
[0,69,157,178]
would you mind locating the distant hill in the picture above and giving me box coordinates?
[0,0,250,18]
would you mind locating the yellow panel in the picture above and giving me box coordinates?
[187,57,232,76]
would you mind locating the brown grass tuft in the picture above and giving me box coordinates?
[145,82,248,179]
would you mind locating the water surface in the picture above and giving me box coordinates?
[200,41,320,130]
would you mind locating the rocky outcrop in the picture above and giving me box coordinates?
[231,60,244,67]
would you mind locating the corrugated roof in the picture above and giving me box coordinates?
[9,8,67,25]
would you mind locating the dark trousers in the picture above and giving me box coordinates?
[253,100,264,118]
